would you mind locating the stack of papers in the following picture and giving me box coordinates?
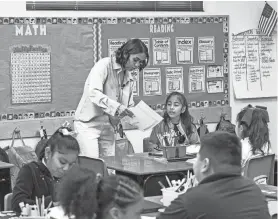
[123,101,163,132]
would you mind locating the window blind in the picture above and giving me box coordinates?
[26,1,204,12]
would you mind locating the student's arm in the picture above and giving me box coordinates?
[11,165,37,213]
[189,124,200,144]
[88,59,121,116]
[156,196,190,219]
[149,125,162,150]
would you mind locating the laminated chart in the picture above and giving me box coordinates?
[10,45,51,104]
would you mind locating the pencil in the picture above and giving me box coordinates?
[165,175,172,187]
[158,181,166,189]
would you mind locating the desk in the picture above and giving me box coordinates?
[103,153,193,196]
[0,162,13,170]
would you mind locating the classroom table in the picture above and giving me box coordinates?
[102,152,194,196]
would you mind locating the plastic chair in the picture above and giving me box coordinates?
[4,193,12,211]
[78,156,109,177]
[143,137,153,152]
[243,154,275,185]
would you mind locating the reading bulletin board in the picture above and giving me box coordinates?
[99,16,231,123]
[0,16,230,139]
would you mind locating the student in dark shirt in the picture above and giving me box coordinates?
[11,125,80,213]
[157,131,271,219]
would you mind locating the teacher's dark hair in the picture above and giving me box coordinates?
[115,38,149,71]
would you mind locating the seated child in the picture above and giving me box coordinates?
[48,166,143,219]
[149,92,199,149]
[11,126,80,213]
[235,104,272,167]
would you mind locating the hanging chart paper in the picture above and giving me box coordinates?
[232,29,277,98]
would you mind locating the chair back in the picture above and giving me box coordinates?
[243,154,275,185]
[4,193,12,211]
[143,137,153,152]
[78,156,108,177]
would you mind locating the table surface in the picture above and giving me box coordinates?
[103,152,193,175]
[0,161,14,170]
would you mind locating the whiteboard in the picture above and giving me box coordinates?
[232,29,277,99]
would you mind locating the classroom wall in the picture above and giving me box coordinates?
[0,1,277,154]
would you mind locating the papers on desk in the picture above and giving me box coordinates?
[123,101,163,131]
[141,216,156,219]
[186,144,200,154]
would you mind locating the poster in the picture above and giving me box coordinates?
[165,67,184,94]
[130,69,139,96]
[152,38,171,65]
[11,45,52,104]
[143,68,162,96]
[175,37,194,64]
[188,66,205,93]
[207,65,223,78]
[198,36,215,63]
[108,38,127,57]
[207,80,224,93]
[232,29,277,98]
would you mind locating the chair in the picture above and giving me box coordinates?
[4,193,12,211]
[243,154,275,185]
[78,156,109,177]
[143,137,153,152]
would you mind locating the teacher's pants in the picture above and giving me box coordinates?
[74,115,115,158]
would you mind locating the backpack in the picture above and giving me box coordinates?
[0,147,11,211]
[5,128,37,189]
[215,113,236,134]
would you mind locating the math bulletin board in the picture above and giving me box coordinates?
[0,16,230,139]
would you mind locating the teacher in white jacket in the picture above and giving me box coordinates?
[74,39,149,158]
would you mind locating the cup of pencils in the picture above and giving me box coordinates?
[158,172,196,207]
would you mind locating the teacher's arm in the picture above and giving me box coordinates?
[88,60,121,117]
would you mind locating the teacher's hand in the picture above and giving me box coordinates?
[118,105,135,118]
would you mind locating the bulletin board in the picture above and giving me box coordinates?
[0,17,97,139]
[98,16,230,123]
[0,16,231,140]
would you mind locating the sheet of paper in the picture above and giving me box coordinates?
[141,216,156,219]
[123,101,163,131]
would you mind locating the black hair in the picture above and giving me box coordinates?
[236,104,270,155]
[163,92,195,137]
[199,131,242,172]
[39,126,80,160]
[58,167,143,219]
[58,166,98,219]
[96,175,143,219]
[115,38,149,71]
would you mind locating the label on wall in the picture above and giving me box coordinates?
[108,38,127,57]
[175,37,194,64]
[165,67,184,94]
[188,66,205,93]
[198,36,215,63]
[143,68,162,96]
[152,38,171,65]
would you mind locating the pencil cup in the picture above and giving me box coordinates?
[161,187,179,207]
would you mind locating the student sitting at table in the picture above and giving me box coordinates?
[48,166,144,219]
[235,104,272,167]
[149,92,199,149]
[157,132,271,219]
[11,125,80,213]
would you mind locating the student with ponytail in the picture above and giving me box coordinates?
[48,166,143,219]
[235,104,272,167]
